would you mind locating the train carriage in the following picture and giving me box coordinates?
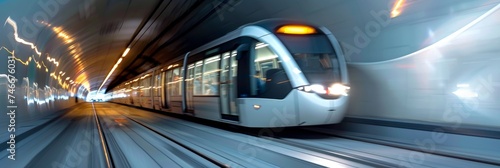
[110,19,350,127]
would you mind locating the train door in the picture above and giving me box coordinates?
[219,51,239,121]
[165,70,174,110]
[168,67,183,112]
[132,80,140,105]
[236,41,297,127]
[185,64,195,114]
[153,71,162,110]
[161,70,169,109]
[127,83,132,104]
[142,74,153,109]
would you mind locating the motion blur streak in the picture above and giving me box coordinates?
[4,17,42,56]
[353,3,500,65]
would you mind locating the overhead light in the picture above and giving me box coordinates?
[122,48,130,57]
[65,77,70,80]
[98,47,131,93]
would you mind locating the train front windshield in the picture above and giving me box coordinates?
[277,34,342,85]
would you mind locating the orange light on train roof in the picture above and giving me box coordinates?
[276,25,317,35]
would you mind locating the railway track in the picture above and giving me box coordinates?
[106,103,397,167]
[261,136,399,168]
[92,102,114,168]
[107,103,499,167]
[92,103,229,168]
[124,116,230,168]
[302,127,500,167]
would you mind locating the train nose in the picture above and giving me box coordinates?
[328,97,349,124]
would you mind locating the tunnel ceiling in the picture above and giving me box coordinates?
[3,0,359,93]
[3,0,492,93]
[106,0,359,92]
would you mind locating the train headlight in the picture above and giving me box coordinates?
[328,83,350,96]
[298,83,350,96]
[308,84,327,94]
[298,84,327,94]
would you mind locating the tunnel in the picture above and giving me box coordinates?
[1,0,499,167]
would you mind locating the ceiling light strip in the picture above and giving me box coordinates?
[98,48,130,92]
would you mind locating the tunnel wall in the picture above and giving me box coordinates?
[343,3,500,128]
[0,74,83,141]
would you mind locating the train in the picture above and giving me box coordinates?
[109,19,350,128]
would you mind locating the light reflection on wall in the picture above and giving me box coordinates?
[20,77,70,106]
[5,17,90,91]
[347,3,500,128]
[2,17,90,113]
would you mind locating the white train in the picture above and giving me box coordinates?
[109,19,350,127]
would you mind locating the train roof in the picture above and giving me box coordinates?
[189,18,321,56]
[116,19,325,86]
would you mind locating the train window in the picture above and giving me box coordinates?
[187,64,195,95]
[166,70,172,96]
[168,68,182,96]
[277,34,334,54]
[277,34,341,85]
[187,64,195,79]
[231,51,237,77]
[193,61,203,95]
[154,73,161,97]
[221,52,231,83]
[140,76,151,97]
[253,42,292,99]
[126,82,131,98]
[221,51,238,79]
[132,80,139,94]
[259,61,274,78]
[293,53,341,84]
[202,55,220,95]
[175,67,184,96]
[131,80,139,104]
